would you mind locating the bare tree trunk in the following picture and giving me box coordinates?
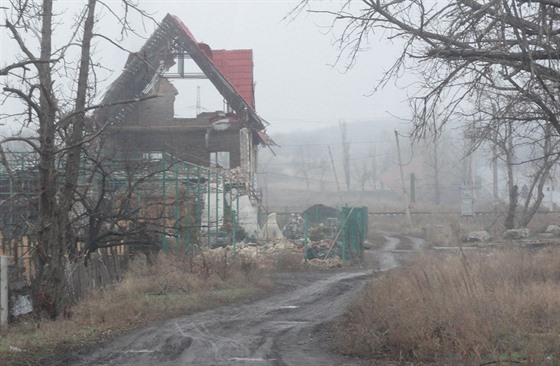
[518,126,557,227]
[503,125,517,230]
[33,0,97,319]
[433,139,440,205]
[33,0,63,320]
[492,140,499,203]
[62,0,97,210]
[504,184,518,230]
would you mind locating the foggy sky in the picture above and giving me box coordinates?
[0,0,412,134]
[136,0,411,134]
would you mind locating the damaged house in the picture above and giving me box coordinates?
[99,14,270,190]
[93,14,273,242]
[0,14,273,311]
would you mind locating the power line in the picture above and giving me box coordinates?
[276,140,394,147]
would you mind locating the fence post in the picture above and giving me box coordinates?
[303,212,308,261]
[0,256,8,328]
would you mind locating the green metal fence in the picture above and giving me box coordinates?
[0,150,255,259]
[299,204,368,262]
[340,206,368,261]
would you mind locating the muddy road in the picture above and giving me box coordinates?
[55,236,422,366]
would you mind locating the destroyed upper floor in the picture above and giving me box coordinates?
[95,14,272,173]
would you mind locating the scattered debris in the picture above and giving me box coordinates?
[545,224,560,236]
[282,214,304,239]
[503,228,530,240]
[306,257,342,269]
[259,213,284,240]
[196,204,367,269]
[11,295,32,317]
[465,231,491,242]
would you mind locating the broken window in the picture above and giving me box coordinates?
[210,151,230,169]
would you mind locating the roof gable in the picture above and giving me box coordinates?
[96,14,264,133]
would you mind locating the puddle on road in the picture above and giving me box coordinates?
[228,357,277,363]
[123,349,155,353]
[267,305,300,314]
[407,236,425,251]
[379,236,399,270]
[270,320,309,329]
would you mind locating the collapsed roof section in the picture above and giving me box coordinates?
[95,13,268,142]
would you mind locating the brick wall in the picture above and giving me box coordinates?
[108,78,248,169]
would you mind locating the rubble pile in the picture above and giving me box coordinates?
[196,235,348,270]
[194,205,365,269]
[236,239,300,259]
[305,239,335,259]
[307,257,342,269]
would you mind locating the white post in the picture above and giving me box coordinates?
[0,256,8,328]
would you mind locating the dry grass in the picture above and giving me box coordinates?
[370,214,508,248]
[275,252,305,271]
[336,247,560,365]
[0,251,273,365]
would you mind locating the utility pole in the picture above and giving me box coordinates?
[196,86,201,116]
[328,146,340,192]
[299,148,310,191]
[340,121,351,191]
[492,130,499,203]
[394,130,412,225]
[433,138,441,205]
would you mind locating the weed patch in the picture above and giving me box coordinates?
[336,248,560,365]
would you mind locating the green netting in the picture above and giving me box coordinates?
[340,205,368,261]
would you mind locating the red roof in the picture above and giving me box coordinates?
[211,49,255,109]
[168,14,262,131]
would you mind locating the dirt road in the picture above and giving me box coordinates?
[55,236,419,366]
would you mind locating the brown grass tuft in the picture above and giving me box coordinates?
[337,248,560,365]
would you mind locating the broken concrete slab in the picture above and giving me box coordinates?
[503,228,530,240]
[465,231,491,242]
[259,213,284,240]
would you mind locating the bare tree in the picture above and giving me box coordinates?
[295,1,560,138]
[352,158,371,192]
[294,147,311,191]
[470,95,560,228]
[313,156,330,191]
[0,0,152,319]
[295,0,560,225]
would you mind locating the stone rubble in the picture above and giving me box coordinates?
[199,236,346,269]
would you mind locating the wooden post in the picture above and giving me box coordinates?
[0,256,8,328]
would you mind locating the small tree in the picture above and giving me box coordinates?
[469,92,560,228]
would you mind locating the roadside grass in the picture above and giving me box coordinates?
[336,247,560,365]
[0,251,274,366]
